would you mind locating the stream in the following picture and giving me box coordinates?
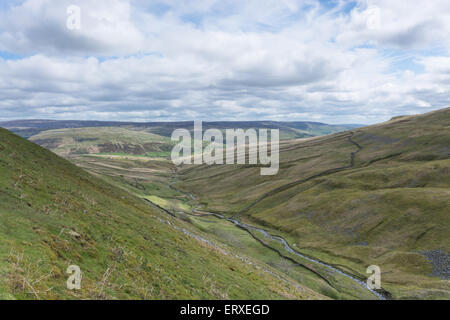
[163,183,387,300]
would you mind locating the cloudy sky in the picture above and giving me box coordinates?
[0,0,449,124]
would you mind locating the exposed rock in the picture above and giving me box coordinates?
[420,250,450,280]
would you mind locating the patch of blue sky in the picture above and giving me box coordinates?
[391,56,425,74]
[318,0,357,14]
[180,12,204,28]
[241,22,280,33]
[179,2,237,29]
[380,47,449,74]
[345,45,428,74]
[413,47,449,57]
[0,0,25,11]
[95,52,164,63]
[0,51,26,60]
[341,1,357,14]
[318,0,339,11]
[132,1,172,17]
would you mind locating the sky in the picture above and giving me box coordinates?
[0,0,449,124]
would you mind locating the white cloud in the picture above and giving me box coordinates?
[336,0,450,49]
[0,0,145,55]
[0,0,449,124]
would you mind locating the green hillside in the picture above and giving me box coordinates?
[3,108,448,300]
[175,108,450,299]
[67,154,383,299]
[29,127,173,157]
[0,127,321,300]
[24,121,356,159]
[2,120,357,141]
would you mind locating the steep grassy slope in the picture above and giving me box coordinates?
[0,128,322,300]
[175,108,450,299]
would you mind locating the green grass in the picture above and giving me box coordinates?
[29,127,173,157]
[145,151,171,158]
[13,107,449,299]
[143,195,192,213]
[183,213,377,299]
[64,147,356,299]
[175,107,450,299]
[0,127,321,300]
[94,151,171,159]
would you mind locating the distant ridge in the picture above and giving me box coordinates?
[0,119,358,140]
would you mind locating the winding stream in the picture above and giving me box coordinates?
[218,214,385,300]
[162,183,387,300]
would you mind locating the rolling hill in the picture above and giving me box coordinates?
[0,127,321,300]
[2,109,448,300]
[28,127,173,157]
[1,120,359,159]
[0,119,358,141]
[174,108,450,299]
